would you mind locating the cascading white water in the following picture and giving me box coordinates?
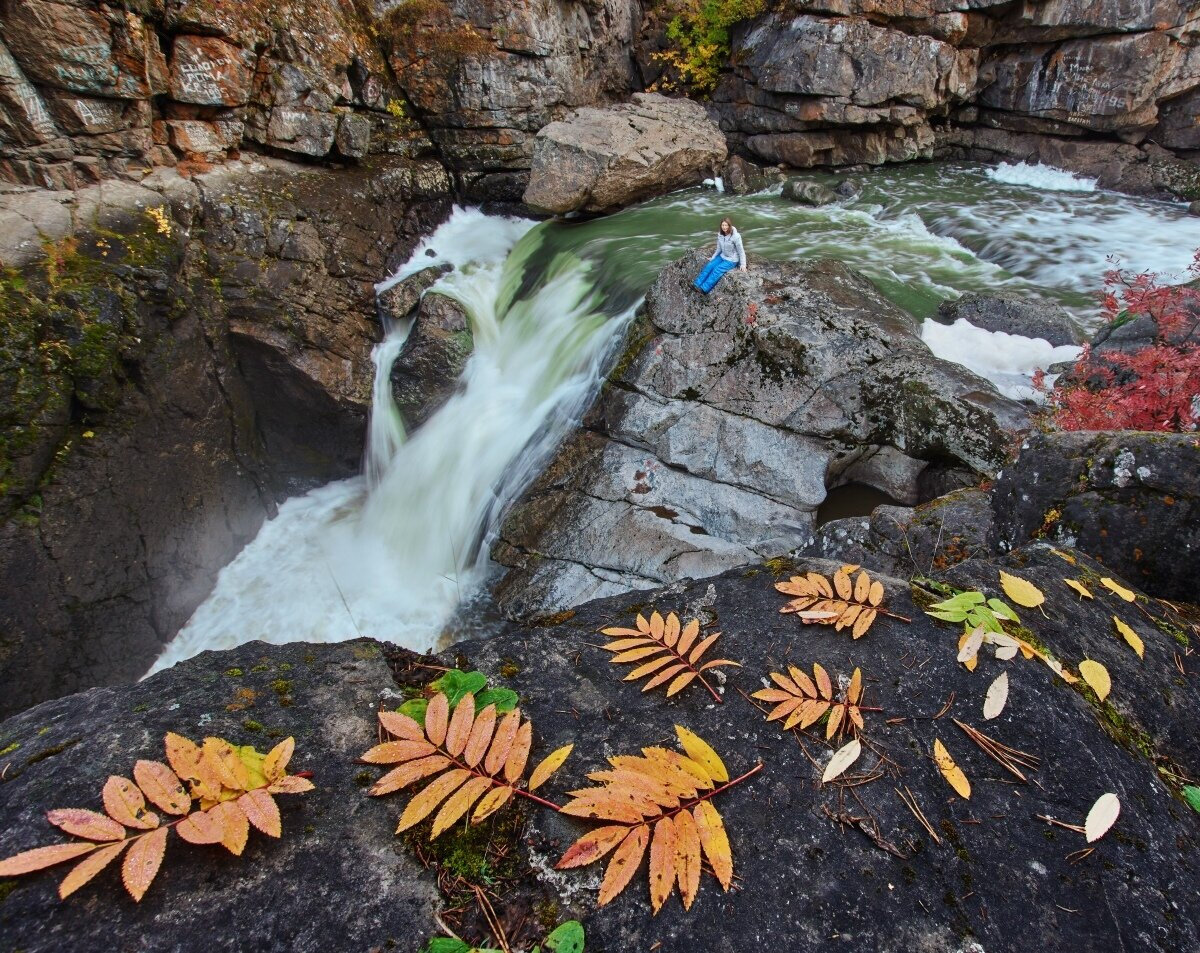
[148,210,626,674]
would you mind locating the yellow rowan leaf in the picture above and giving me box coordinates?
[852,607,876,639]
[663,612,681,647]
[1100,577,1136,602]
[163,732,202,782]
[425,692,450,747]
[133,760,191,815]
[211,800,249,856]
[675,726,728,783]
[102,777,158,831]
[430,776,493,839]
[201,737,249,792]
[673,807,702,911]
[848,668,863,705]
[262,737,295,782]
[834,568,853,600]
[237,789,282,838]
[601,614,734,701]
[854,570,870,604]
[1113,617,1145,659]
[503,719,533,783]
[693,800,733,890]
[528,744,573,792]
[59,841,126,899]
[648,815,677,913]
[825,704,844,740]
[266,775,314,795]
[1063,579,1094,600]
[463,704,498,768]
[933,739,971,798]
[121,826,167,902]
[484,709,522,777]
[1079,660,1111,701]
[677,617,701,655]
[369,755,451,797]
[597,825,649,906]
[396,769,471,833]
[557,824,630,869]
[868,579,884,606]
[999,571,1045,609]
[471,784,514,823]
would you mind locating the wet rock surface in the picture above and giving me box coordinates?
[2,544,1198,951]
[492,250,1029,617]
[935,292,1085,347]
[523,94,728,215]
[0,155,453,718]
[391,291,475,429]
[992,432,1200,602]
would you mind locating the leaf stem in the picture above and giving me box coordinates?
[697,672,723,704]
[667,761,763,818]
[513,787,564,812]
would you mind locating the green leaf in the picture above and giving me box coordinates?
[973,610,1004,634]
[925,609,969,623]
[475,687,518,714]
[931,592,984,610]
[1184,785,1200,814]
[433,670,488,707]
[422,939,471,953]
[398,698,429,725]
[987,598,1020,622]
[544,921,585,953]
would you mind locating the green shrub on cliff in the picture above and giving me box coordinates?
[651,0,765,95]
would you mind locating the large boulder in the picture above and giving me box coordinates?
[522,93,728,215]
[390,292,475,430]
[935,292,1085,346]
[2,543,1198,951]
[992,431,1200,601]
[491,251,1029,617]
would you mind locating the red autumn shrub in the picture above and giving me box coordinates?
[1038,249,1200,432]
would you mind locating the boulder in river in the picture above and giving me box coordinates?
[390,291,475,429]
[491,251,1029,617]
[2,543,1197,951]
[522,93,728,215]
[781,178,837,205]
[935,292,1086,347]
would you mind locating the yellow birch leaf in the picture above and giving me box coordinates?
[648,815,677,913]
[598,824,649,906]
[121,826,167,902]
[528,744,574,792]
[1063,579,1094,600]
[1100,577,1136,602]
[1079,660,1111,701]
[693,800,732,890]
[674,726,728,783]
[933,739,971,799]
[999,571,1045,609]
[673,808,702,911]
[1113,617,1145,659]
[58,841,126,899]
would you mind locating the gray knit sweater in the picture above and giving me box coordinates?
[712,228,746,267]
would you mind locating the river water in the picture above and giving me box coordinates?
[147,162,1200,674]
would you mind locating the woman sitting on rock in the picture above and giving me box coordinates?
[693,217,747,294]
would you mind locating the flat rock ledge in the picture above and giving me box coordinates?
[523,93,728,215]
[1,544,1198,952]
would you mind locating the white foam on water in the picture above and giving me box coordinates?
[921,318,1081,401]
[150,210,626,674]
[985,161,1098,193]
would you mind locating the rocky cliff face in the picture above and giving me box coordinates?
[706,0,1200,196]
[0,154,452,718]
[0,0,640,200]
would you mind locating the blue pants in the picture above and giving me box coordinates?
[694,256,737,293]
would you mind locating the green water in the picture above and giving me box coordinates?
[520,161,1200,326]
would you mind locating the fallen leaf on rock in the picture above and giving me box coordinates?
[1112,617,1145,659]
[822,739,861,784]
[983,672,1009,720]
[1085,793,1120,843]
[933,739,971,799]
[957,626,985,664]
[999,571,1045,610]
[1100,577,1136,602]
[1063,579,1094,600]
[1079,660,1111,702]
[600,611,739,703]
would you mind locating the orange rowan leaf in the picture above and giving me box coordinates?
[425,693,450,747]
[201,737,249,792]
[649,611,666,640]
[471,785,514,823]
[663,612,681,647]
[58,840,126,899]
[262,737,296,782]
[677,617,701,656]
[598,824,649,906]
[266,775,315,794]
[528,744,573,792]
[463,705,499,768]
[503,719,533,783]
[431,776,493,839]
[776,569,900,636]
[176,807,223,845]
[641,662,687,692]
[163,732,202,783]
[484,709,522,776]
[396,769,471,833]
[625,656,675,681]
[133,761,191,815]
[854,570,870,604]
[360,739,437,764]
[121,826,167,902]
[754,661,868,740]
[210,800,249,856]
[47,808,126,842]
[237,789,282,838]
[693,800,732,890]
[813,663,832,699]
[648,815,677,913]
[834,568,853,600]
[673,808,702,911]
[377,711,424,741]
[556,824,630,869]
[599,612,737,702]
[444,691,476,757]
[102,776,158,830]
[0,843,99,876]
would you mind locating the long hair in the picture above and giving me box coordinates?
[719,217,734,234]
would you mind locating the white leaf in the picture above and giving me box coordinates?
[957,626,985,664]
[821,739,862,784]
[1085,793,1120,843]
[989,633,1020,660]
[994,643,1020,661]
[983,672,1009,720]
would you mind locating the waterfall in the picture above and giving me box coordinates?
[148,210,629,674]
